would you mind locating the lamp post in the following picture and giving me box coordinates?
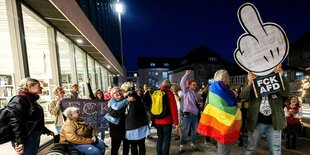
[115,1,124,67]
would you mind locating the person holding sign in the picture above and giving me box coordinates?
[49,86,65,134]
[86,77,108,141]
[240,65,289,155]
[233,2,290,154]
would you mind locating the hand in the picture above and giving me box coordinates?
[49,131,55,136]
[174,125,178,129]
[247,72,257,86]
[87,77,91,84]
[15,144,24,154]
[91,136,97,143]
[233,3,289,76]
[237,102,242,108]
[273,64,283,75]
[124,91,132,97]
[127,96,136,102]
[185,70,191,75]
[57,98,63,105]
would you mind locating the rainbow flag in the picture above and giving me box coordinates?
[197,81,241,144]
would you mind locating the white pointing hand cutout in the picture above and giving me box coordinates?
[234,3,289,76]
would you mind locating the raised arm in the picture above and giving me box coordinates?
[180,70,191,93]
[86,78,96,99]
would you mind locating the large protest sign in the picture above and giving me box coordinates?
[233,3,289,76]
[60,98,109,132]
[252,73,285,97]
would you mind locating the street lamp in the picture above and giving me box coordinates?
[115,1,124,67]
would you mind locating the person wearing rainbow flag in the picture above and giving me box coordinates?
[197,69,241,155]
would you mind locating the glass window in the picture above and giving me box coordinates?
[148,78,152,85]
[22,5,56,144]
[57,33,75,93]
[101,66,108,91]
[208,57,218,62]
[0,0,15,106]
[87,56,95,91]
[162,72,168,78]
[164,63,169,67]
[95,61,102,90]
[150,63,155,67]
[23,8,52,79]
[75,47,87,98]
[296,71,304,80]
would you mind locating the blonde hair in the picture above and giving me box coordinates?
[63,107,79,118]
[161,79,170,88]
[110,87,121,96]
[18,77,40,92]
[121,82,131,92]
[52,86,62,96]
[214,69,229,82]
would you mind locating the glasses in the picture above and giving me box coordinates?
[191,83,197,86]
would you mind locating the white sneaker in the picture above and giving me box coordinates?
[179,145,185,154]
[191,144,199,151]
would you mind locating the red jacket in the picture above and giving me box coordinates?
[285,105,302,124]
[154,87,179,126]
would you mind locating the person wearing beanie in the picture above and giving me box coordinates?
[154,79,178,155]
[179,70,203,154]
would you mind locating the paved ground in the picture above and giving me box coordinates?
[2,103,310,154]
[38,127,310,155]
[1,126,309,155]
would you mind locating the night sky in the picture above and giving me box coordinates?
[121,0,310,71]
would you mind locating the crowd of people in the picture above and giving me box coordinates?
[3,65,304,155]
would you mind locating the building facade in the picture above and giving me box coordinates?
[0,0,123,148]
[137,57,180,89]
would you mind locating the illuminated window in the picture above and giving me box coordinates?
[164,63,169,67]
[150,63,156,67]
[208,57,218,62]
[162,72,168,78]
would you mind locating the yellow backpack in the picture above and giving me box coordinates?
[151,90,170,118]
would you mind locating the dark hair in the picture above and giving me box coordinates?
[287,95,300,106]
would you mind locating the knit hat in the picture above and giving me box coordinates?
[188,80,196,86]
[104,92,111,100]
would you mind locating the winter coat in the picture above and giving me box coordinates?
[6,93,51,144]
[60,118,95,144]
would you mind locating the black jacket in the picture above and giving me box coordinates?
[125,92,148,131]
[7,93,51,144]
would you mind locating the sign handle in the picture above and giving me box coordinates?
[252,81,258,98]
[279,73,285,91]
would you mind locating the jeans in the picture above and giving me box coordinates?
[217,141,233,155]
[74,140,105,155]
[155,124,172,155]
[19,130,42,155]
[180,114,198,144]
[55,126,61,134]
[245,123,282,155]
